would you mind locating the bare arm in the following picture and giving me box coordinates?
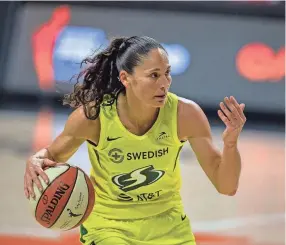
[24,106,100,199]
[178,98,245,195]
[47,107,100,163]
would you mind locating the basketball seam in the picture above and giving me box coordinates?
[72,169,92,229]
[49,166,78,229]
[34,164,71,222]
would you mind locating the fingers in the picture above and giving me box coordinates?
[240,103,245,111]
[29,166,44,193]
[24,166,46,200]
[38,167,50,184]
[43,158,57,167]
[25,173,36,199]
[24,148,59,199]
[24,152,55,200]
[24,177,29,199]
[40,159,57,183]
[219,97,246,128]
[220,100,238,123]
[219,100,241,127]
[24,167,48,200]
[217,110,232,128]
[230,96,247,122]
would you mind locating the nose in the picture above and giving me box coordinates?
[160,75,171,89]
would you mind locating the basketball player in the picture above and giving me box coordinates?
[24,36,246,245]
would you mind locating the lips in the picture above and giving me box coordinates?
[155,94,166,99]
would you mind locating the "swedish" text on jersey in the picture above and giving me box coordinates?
[126,147,168,160]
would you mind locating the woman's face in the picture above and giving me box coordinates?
[122,48,172,108]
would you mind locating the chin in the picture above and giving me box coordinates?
[157,101,166,108]
[144,96,167,108]
[153,98,167,108]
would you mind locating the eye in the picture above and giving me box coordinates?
[150,72,159,78]
[165,70,171,76]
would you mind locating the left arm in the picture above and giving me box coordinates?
[178,96,246,196]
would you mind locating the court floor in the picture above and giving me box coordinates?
[0,108,284,245]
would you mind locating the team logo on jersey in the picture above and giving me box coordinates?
[156,131,170,140]
[108,148,124,163]
[112,165,165,192]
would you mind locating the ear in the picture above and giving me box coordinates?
[119,70,130,88]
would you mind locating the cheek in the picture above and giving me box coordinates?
[133,78,155,93]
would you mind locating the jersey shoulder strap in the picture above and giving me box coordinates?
[159,92,182,145]
[94,96,118,149]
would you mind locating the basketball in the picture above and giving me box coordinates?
[28,164,95,230]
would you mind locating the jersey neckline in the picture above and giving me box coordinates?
[113,95,164,140]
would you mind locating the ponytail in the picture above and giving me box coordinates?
[63,37,126,120]
[63,36,165,120]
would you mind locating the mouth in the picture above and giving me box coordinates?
[154,94,166,100]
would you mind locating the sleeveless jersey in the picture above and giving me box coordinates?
[86,92,186,220]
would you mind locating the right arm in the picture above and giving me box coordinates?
[47,107,100,163]
[24,106,100,199]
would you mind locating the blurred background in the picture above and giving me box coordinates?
[0,1,284,245]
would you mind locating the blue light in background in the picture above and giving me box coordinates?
[53,26,191,82]
[161,43,191,76]
[53,26,109,82]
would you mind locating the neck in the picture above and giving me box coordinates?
[118,91,159,130]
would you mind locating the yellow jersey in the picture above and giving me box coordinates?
[87,92,186,220]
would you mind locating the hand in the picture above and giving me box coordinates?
[217,96,246,147]
[24,148,57,200]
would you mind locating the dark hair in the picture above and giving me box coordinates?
[63,36,166,120]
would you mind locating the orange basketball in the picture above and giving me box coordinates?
[28,164,95,230]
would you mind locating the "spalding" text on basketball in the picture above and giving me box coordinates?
[40,181,70,225]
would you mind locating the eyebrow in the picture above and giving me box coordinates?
[146,66,171,73]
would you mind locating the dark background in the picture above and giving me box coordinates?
[0,1,284,126]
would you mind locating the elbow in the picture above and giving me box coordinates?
[218,189,238,196]
[216,184,238,196]
[213,170,240,196]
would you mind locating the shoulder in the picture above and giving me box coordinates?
[64,106,100,140]
[167,92,203,116]
[177,96,211,140]
[177,97,202,117]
